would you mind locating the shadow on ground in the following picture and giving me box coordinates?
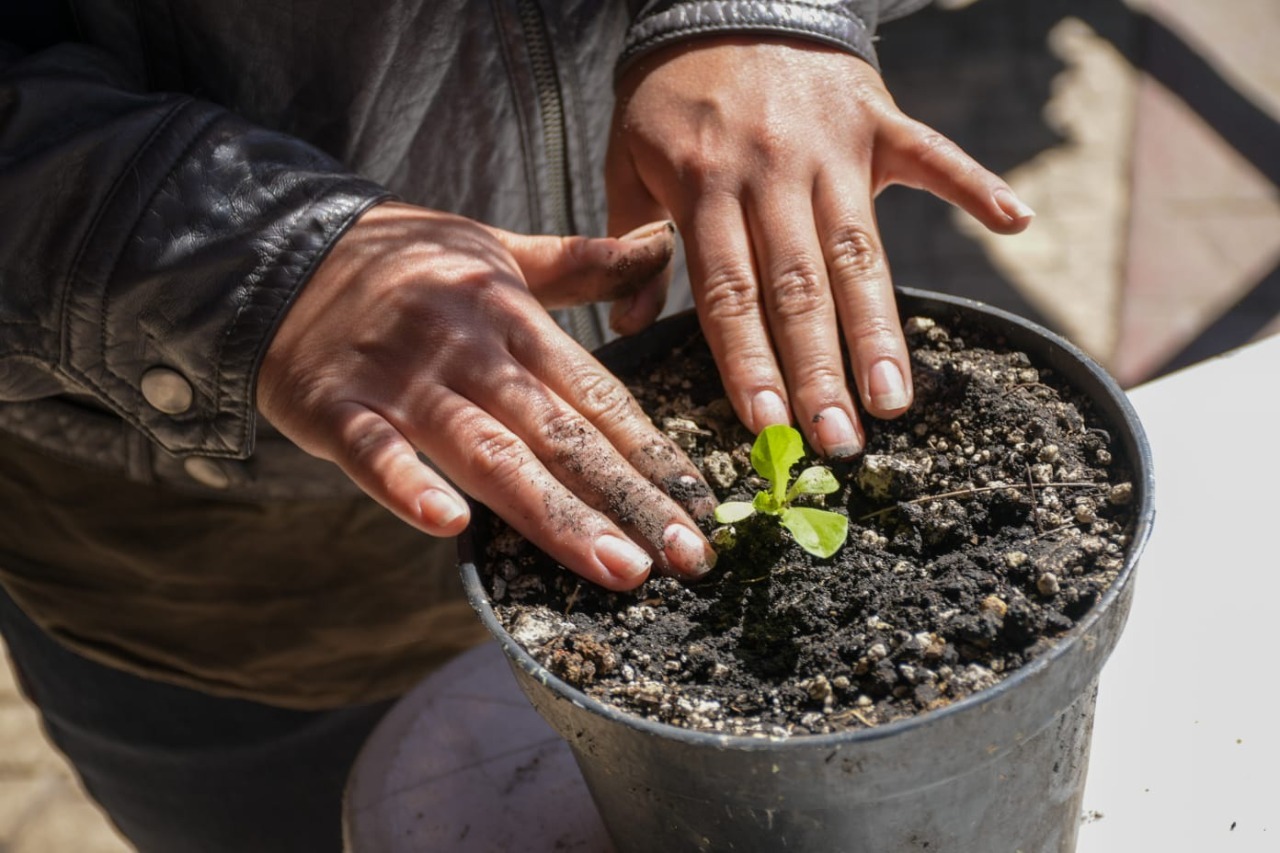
[876,0,1278,380]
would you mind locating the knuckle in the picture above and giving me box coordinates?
[538,410,655,526]
[571,368,641,426]
[428,321,481,356]
[540,408,592,463]
[847,314,902,349]
[631,439,716,509]
[540,405,587,437]
[909,124,978,177]
[790,362,848,398]
[343,420,400,468]
[673,113,735,188]
[679,156,720,192]
[468,427,535,486]
[628,437,683,476]
[913,128,958,159]
[700,267,758,321]
[471,276,524,316]
[747,123,791,168]
[660,135,720,191]
[561,234,587,263]
[826,225,884,282]
[768,263,826,320]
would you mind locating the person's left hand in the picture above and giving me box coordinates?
[257,202,715,592]
[606,37,1035,458]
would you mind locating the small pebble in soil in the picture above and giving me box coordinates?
[1037,572,1062,597]
[1109,482,1133,505]
[703,450,739,490]
[980,595,1009,619]
[711,526,737,549]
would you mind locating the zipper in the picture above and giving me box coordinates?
[516,0,604,350]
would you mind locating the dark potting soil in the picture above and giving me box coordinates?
[478,314,1137,737]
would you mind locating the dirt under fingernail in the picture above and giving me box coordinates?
[663,523,714,577]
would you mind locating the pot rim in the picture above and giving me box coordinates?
[457,286,1156,752]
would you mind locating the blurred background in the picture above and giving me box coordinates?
[877,0,1279,388]
[3,0,1277,849]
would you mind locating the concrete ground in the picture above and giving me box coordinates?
[2,0,1276,849]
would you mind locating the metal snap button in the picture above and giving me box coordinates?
[140,367,194,415]
[183,457,231,489]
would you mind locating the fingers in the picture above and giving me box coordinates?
[685,182,906,447]
[747,189,865,457]
[418,391,657,591]
[322,357,714,592]
[605,134,670,246]
[684,191,793,435]
[492,222,675,310]
[605,144,678,335]
[814,174,913,421]
[503,326,719,549]
[879,116,1035,235]
[412,348,716,590]
[326,402,471,537]
[511,330,719,523]
[259,200,715,593]
[606,221,676,336]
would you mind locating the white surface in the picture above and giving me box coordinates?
[1078,335,1280,852]
[347,336,1280,852]
[343,641,608,852]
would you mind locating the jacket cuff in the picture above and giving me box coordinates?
[619,0,884,77]
[61,99,392,459]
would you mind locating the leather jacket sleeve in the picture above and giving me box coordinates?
[0,41,391,460]
[620,0,931,73]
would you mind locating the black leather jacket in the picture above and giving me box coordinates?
[0,0,927,500]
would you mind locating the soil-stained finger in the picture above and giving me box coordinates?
[438,348,715,580]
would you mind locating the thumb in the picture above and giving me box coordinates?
[606,145,676,335]
[489,222,675,310]
[880,116,1036,236]
[604,221,677,336]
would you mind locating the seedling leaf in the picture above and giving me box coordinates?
[787,466,840,501]
[780,507,849,559]
[751,424,804,503]
[711,424,850,560]
[714,501,756,524]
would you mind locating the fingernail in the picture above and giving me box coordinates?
[620,220,675,242]
[419,489,466,528]
[869,360,911,412]
[994,188,1036,221]
[750,390,790,430]
[594,534,653,582]
[814,407,862,458]
[663,523,716,578]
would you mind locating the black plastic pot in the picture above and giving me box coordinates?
[459,289,1156,853]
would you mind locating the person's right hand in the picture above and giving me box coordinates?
[606,38,1035,460]
[256,201,716,591]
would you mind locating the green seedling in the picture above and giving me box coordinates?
[713,424,849,559]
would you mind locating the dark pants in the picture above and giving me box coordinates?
[0,584,393,852]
